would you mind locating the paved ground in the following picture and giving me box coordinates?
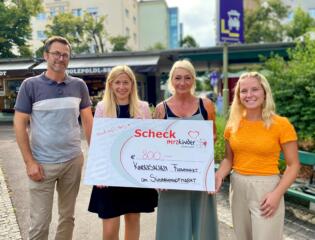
[0,123,314,240]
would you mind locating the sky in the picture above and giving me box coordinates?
[165,0,217,47]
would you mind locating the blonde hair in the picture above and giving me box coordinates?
[227,72,276,132]
[103,65,140,117]
[167,59,196,95]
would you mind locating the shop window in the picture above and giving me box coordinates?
[0,78,4,96]
[4,79,23,109]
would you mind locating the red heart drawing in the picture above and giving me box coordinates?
[188,130,199,139]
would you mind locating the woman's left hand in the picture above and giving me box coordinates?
[260,191,282,218]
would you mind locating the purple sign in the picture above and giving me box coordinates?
[219,0,244,43]
[209,71,219,87]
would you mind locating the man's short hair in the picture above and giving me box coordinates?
[44,36,72,53]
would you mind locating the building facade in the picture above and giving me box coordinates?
[168,7,179,49]
[244,0,315,20]
[138,0,169,50]
[0,42,294,113]
[283,0,315,20]
[31,0,139,52]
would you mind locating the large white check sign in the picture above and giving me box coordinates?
[84,118,215,191]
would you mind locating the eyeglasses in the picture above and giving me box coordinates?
[47,51,70,60]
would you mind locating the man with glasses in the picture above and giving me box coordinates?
[14,36,93,240]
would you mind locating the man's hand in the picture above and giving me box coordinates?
[26,160,45,181]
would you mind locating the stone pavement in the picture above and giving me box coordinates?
[0,123,314,240]
[0,167,21,239]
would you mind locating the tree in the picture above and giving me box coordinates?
[180,35,198,48]
[45,13,89,54]
[0,0,42,58]
[264,38,315,151]
[146,42,166,51]
[83,13,107,54]
[109,36,129,51]
[244,0,288,43]
[285,7,315,41]
[44,12,108,55]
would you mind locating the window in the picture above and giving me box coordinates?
[126,27,130,37]
[37,31,46,40]
[72,8,82,17]
[133,16,136,24]
[87,7,98,17]
[50,8,57,17]
[133,33,137,43]
[125,9,129,18]
[36,12,46,20]
[59,6,65,13]
[170,15,177,26]
[309,9,315,19]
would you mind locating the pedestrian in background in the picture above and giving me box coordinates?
[215,72,300,240]
[88,65,158,240]
[154,59,219,240]
[14,36,93,239]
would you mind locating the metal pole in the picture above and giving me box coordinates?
[223,42,229,119]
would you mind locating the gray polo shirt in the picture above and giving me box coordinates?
[15,72,91,164]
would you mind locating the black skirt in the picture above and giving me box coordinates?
[88,186,158,219]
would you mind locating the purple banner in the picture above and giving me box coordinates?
[219,0,244,43]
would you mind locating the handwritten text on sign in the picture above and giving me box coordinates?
[84,118,215,191]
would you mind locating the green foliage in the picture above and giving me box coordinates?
[0,0,42,57]
[146,42,166,51]
[109,36,130,51]
[286,7,315,41]
[244,0,289,43]
[203,79,211,91]
[44,12,108,55]
[214,115,226,162]
[195,79,203,91]
[180,35,199,48]
[83,13,107,53]
[264,38,315,151]
[45,13,89,54]
[278,159,286,174]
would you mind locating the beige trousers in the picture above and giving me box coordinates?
[28,154,83,240]
[230,172,285,240]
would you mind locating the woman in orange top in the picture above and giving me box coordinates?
[215,72,300,240]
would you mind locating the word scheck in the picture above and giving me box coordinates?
[134,129,176,138]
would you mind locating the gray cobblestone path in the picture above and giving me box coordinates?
[0,166,21,240]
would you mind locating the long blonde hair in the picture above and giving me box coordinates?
[227,72,276,132]
[167,59,196,95]
[103,65,140,117]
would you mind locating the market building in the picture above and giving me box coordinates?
[0,42,294,115]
